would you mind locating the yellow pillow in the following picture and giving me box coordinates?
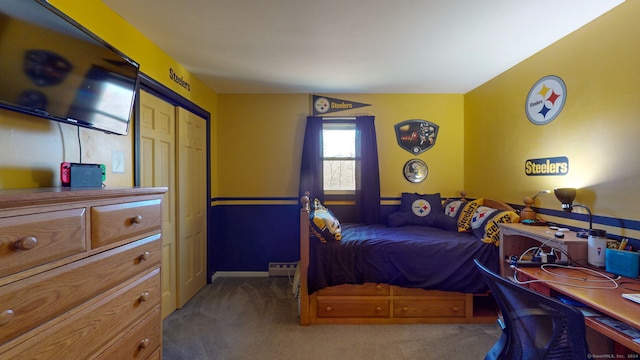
[471,206,520,246]
[456,198,484,232]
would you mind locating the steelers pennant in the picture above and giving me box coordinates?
[312,95,371,115]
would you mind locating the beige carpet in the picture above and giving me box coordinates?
[162,276,501,360]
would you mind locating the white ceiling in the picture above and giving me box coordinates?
[101,0,624,94]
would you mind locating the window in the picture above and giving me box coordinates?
[323,121,355,193]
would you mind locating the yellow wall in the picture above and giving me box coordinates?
[2,0,638,242]
[464,1,640,237]
[0,0,218,193]
[217,94,464,199]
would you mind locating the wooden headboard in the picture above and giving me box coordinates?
[445,191,515,213]
[482,198,515,212]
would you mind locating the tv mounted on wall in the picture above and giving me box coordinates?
[0,0,140,135]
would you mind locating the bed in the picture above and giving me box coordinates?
[298,192,519,325]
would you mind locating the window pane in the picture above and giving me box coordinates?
[323,129,355,158]
[323,160,355,191]
[323,122,355,192]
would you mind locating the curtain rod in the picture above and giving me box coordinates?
[321,116,357,120]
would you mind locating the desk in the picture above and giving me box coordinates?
[499,223,587,277]
[515,265,640,354]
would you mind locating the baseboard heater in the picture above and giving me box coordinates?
[268,262,298,277]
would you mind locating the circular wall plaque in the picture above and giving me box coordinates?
[403,159,428,183]
[525,75,567,125]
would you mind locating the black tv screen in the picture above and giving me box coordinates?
[0,0,140,135]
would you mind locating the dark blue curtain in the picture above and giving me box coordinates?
[299,115,380,224]
[355,115,381,224]
[299,116,324,203]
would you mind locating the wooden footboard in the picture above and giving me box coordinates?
[298,194,499,325]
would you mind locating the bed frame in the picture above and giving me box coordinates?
[298,194,516,325]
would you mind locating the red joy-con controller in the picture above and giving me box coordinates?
[60,162,71,186]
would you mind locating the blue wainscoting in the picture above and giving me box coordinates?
[209,200,301,280]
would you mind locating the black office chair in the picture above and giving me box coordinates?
[474,259,590,360]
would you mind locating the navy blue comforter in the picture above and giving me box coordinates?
[308,223,500,294]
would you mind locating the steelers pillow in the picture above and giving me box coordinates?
[309,198,342,243]
[444,198,484,232]
[443,199,464,217]
[471,206,520,246]
[387,192,443,227]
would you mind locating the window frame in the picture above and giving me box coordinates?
[322,118,356,197]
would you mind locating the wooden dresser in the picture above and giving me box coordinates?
[0,187,166,360]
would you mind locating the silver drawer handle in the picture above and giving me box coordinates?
[14,236,37,250]
[131,215,143,224]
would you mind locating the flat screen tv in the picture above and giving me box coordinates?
[0,0,140,135]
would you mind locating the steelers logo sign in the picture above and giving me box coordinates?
[314,97,330,114]
[411,199,432,217]
[525,75,566,125]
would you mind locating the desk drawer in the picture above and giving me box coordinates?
[0,269,160,359]
[0,235,160,344]
[91,199,162,248]
[0,208,86,278]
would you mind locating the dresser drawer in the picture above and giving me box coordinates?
[95,308,161,360]
[316,283,390,296]
[0,208,86,278]
[317,299,390,318]
[0,269,160,360]
[147,349,161,360]
[91,199,162,248]
[394,298,466,318]
[0,235,160,345]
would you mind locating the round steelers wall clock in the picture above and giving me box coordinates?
[525,75,567,125]
[403,159,428,183]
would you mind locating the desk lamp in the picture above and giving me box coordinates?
[554,188,607,267]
